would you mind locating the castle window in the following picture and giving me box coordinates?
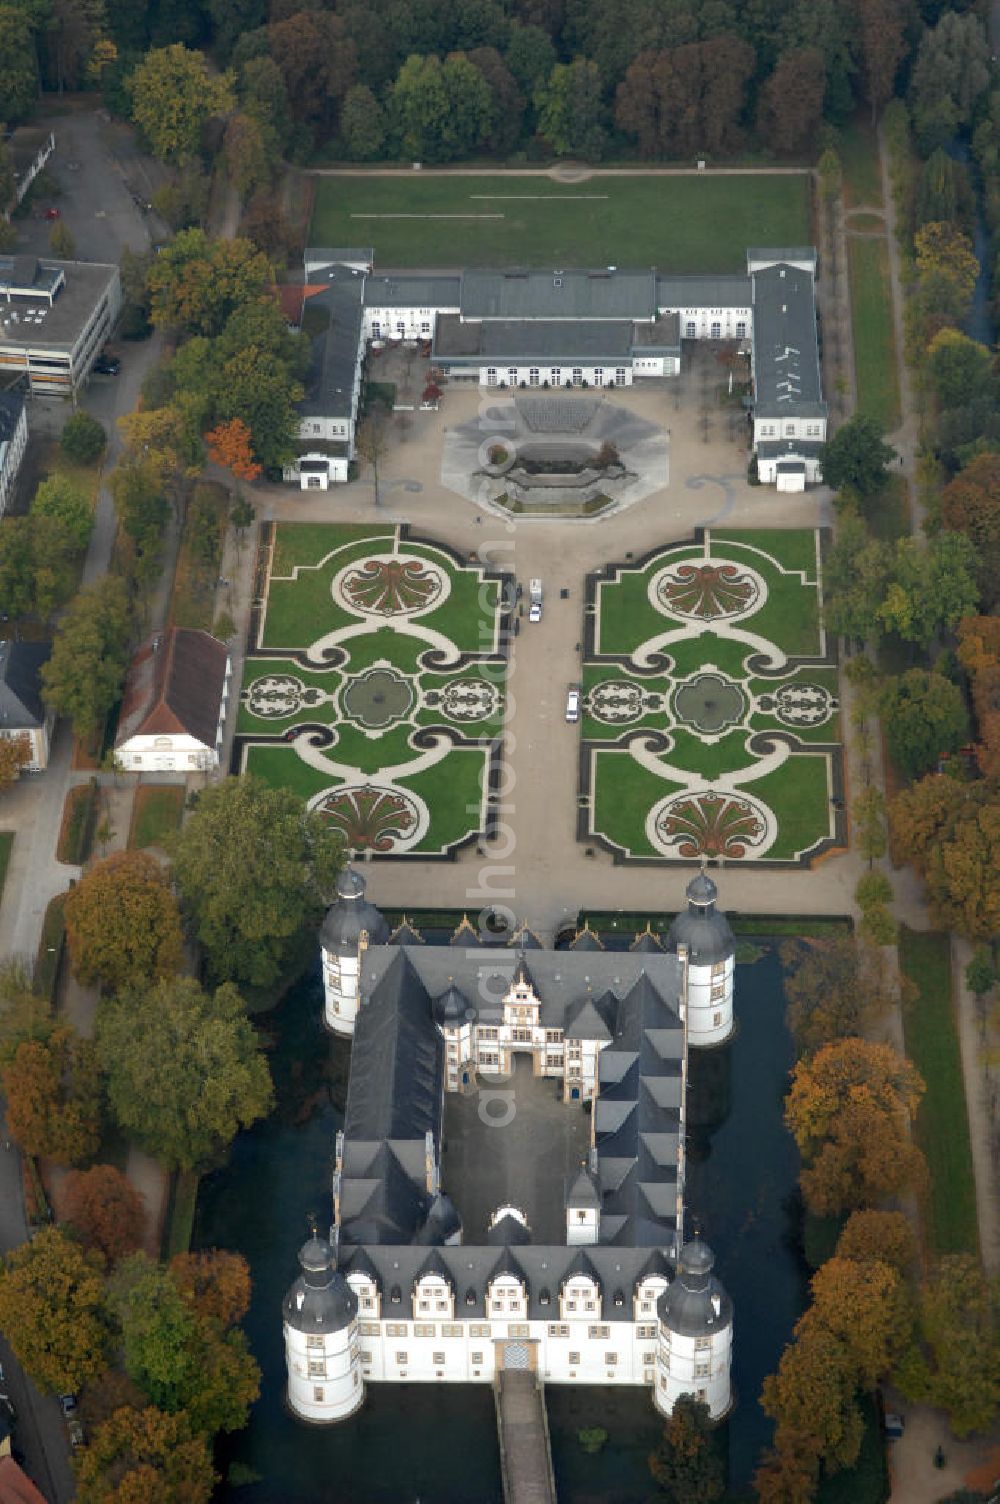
[306,1335,324,1349]
[509,1324,530,1338]
[471,1351,484,1363]
[308,1360,325,1377]
[471,1324,490,1337]
[548,1324,569,1337]
[569,1352,580,1365]
[576,1211,587,1223]
[695,1336,712,1351]
[359,1322,379,1336]
[643,1351,655,1363]
[443,1323,462,1337]
[588,1326,609,1340]
[615,368,627,385]
[433,1352,446,1365]
[605,1353,618,1366]
[585,1301,595,1312]
[713,1011,722,1027]
[711,984,725,1000]
[360,1351,372,1363]
[313,1387,324,1402]
[695,1362,711,1377]
[386,1323,407,1337]
[396,1352,408,1365]
[419,1300,430,1312]
[415,1323,435,1336]
[436,1300,448,1312]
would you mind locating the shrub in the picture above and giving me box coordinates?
[856,871,893,908]
[860,902,898,946]
[60,412,106,465]
[487,444,509,466]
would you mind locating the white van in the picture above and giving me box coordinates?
[529,579,542,622]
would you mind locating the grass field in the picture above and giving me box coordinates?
[129,786,185,850]
[839,117,883,208]
[310,173,811,271]
[849,237,900,433]
[583,531,840,864]
[898,927,979,1258]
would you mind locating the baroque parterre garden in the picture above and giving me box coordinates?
[236,523,510,857]
[580,529,846,866]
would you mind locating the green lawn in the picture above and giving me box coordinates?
[898,927,979,1258]
[839,116,884,208]
[0,832,12,908]
[129,786,185,850]
[849,237,900,433]
[310,173,811,272]
[271,522,393,577]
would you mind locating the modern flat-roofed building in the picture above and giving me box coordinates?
[0,389,27,517]
[0,255,122,395]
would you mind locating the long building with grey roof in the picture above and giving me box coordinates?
[294,246,825,493]
[283,868,735,1426]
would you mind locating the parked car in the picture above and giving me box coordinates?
[43,206,60,220]
[529,578,542,622]
[565,685,581,723]
[59,1394,77,1419]
[68,1420,85,1449]
[92,353,120,376]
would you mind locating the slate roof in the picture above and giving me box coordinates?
[283,1235,358,1334]
[342,948,444,1147]
[0,640,50,731]
[460,268,657,321]
[300,266,365,421]
[755,438,824,459]
[320,865,391,953]
[656,274,752,310]
[115,628,229,750]
[658,1237,733,1337]
[434,314,636,363]
[364,273,462,309]
[751,262,826,420]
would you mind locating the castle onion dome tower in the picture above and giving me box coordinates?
[283,1233,364,1424]
[320,865,389,1035]
[655,1238,733,1420]
[667,871,736,1047]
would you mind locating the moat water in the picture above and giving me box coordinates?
[195,946,804,1504]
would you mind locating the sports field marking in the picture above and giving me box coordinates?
[469,195,610,201]
[350,212,505,220]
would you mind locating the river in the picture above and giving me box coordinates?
[194,945,805,1503]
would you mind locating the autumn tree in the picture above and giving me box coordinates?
[897,1255,1000,1436]
[222,110,271,200]
[785,1037,926,1216]
[957,617,1000,777]
[127,44,234,163]
[890,776,1000,940]
[880,669,969,780]
[856,0,906,123]
[169,1250,250,1328]
[835,1209,916,1276]
[96,976,273,1170]
[760,1321,862,1489]
[65,849,184,993]
[147,229,271,337]
[0,960,51,1068]
[1,1025,101,1165]
[942,452,1000,609]
[780,935,894,1056]
[0,735,31,793]
[171,774,341,988]
[63,1164,146,1266]
[807,1256,911,1387]
[0,1227,109,1394]
[266,9,356,143]
[74,1405,216,1504]
[648,1393,725,1503]
[41,576,133,739]
[204,417,261,481]
[915,221,980,328]
[756,48,825,154]
[878,532,979,650]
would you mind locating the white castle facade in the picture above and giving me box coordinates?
[284,870,737,1427]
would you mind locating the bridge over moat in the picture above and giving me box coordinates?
[494,1368,558,1504]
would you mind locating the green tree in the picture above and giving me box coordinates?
[909,12,991,154]
[880,669,969,779]
[822,511,890,642]
[855,784,888,865]
[147,229,271,337]
[820,415,896,499]
[926,329,993,410]
[535,58,605,159]
[127,44,235,163]
[648,1393,725,1503]
[0,6,41,122]
[504,22,555,106]
[0,1228,108,1395]
[222,109,271,199]
[878,533,979,649]
[340,83,387,160]
[1,1025,102,1164]
[41,576,133,738]
[916,149,972,231]
[214,342,303,471]
[74,1404,216,1504]
[109,1252,260,1435]
[65,850,184,992]
[109,457,171,586]
[30,472,93,553]
[61,410,107,465]
[0,513,79,622]
[898,1256,1000,1436]
[49,219,76,258]
[941,452,1000,610]
[96,975,273,1170]
[818,147,843,202]
[390,51,493,162]
[0,959,52,1068]
[915,220,980,327]
[171,775,341,987]
[966,944,996,999]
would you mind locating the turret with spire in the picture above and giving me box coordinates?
[666,867,736,1047]
[319,863,389,1035]
[283,1227,364,1422]
[655,1236,733,1419]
